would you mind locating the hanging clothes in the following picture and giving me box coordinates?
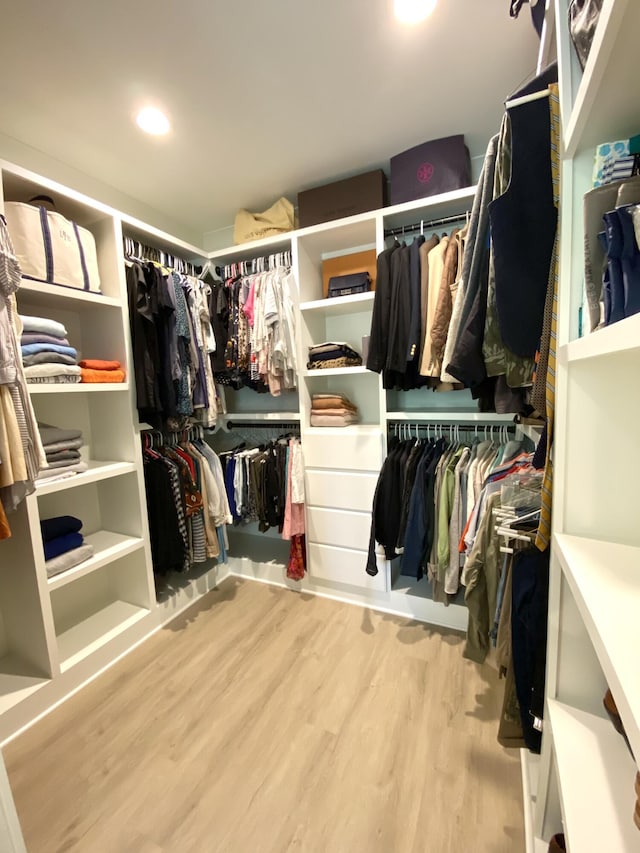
[126,262,223,430]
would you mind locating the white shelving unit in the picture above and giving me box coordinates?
[528,3,640,851]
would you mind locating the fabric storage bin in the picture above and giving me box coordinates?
[3,201,101,292]
[390,135,471,205]
[298,169,387,228]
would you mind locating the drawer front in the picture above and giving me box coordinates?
[305,470,377,512]
[303,431,382,471]
[308,542,387,592]
[307,507,371,551]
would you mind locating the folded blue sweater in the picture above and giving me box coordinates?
[43,532,84,561]
[21,343,78,359]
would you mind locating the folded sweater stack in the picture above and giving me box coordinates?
[37,423,88,487]
[40,515,94,578]
[310,393,359,427]
[20,316,81,384]
[80,359,126,384]
[307,342,362,371]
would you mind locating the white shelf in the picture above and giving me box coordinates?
[304,425,381,436]
[35,461,136,496]
[382,186,477,229]
[554,534,640,761]
[28,382,129,394]
[548,699,638,852]
[17,279,121,309]
[224,412,300,423]
[57,600,149,673]
[564,0,640,156]
[47,531,145,591]
[299,292,375,315]
[304,366,368,378]
[207,232,292,263]
[561,313,640,364]
[386,411,515,423]
[0,656,49,716]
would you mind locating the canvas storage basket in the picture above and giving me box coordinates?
[233,197,295,245]
[3,201,101,292]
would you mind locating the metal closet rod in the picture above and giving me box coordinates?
[388,421,516,434]
[226,420,300,432]
[123,236,202,277]
[222,250,292,279]
[384,212,468,238]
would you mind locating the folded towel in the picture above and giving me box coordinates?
[308,343,361,361]
[78,359,122,371]
[43,532,84,561]
[21,343,78,359]
[36,461,88,483]
[80,368,126,383]
[19,316,67,338]
[311,393,358,412]
[310,413,359,427]
[38,424,83,445]
[21,333,70,347]
[45,543,95,579]
[45,448,82,463]
[40,516,83,542]
[22,352,78,367]
[24,364,81,379]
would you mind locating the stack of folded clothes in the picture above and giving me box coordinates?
[40,515,94,578]
[79,359,126,383]
[310,393,359,427]
[307,342,362,370]
[36,423,88,487]
[20,315,81,384]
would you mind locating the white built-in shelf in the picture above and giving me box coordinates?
[47,531,145,591]
[207,232,292,263]
[564,0,640,157]
[224,412,300,423]
[382,186,477,230]
[17,279,121,309]
[521,750,540,853]
[304,425,381,436]
[57,600,149,673]
[386,411,515,423]
[561,313,640,364]
[555,534,640,761]
[0,656,49,716]
[548,699,638,852]
[299,292,375,315]
[304,366,368,378]
[28,382,129,394]
[35,461,137,496]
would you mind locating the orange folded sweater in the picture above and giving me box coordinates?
[79,359,122,370]
[80,368,126,383]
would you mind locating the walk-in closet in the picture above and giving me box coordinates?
[0,1,637,851]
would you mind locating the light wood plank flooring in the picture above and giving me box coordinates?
[4,578,525,853]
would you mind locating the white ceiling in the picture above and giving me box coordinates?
[0,0,538,242]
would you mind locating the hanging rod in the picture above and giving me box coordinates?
[383,212,469,239]
[123,236,202,278]
[222,250,292,281]
[226,420,300,432]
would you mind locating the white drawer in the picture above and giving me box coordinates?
[302,429,382,471]
[308,542,387,592]
[305,470,377,512]
[307,507,371,551]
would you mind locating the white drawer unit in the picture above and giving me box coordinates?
[307,542,387,592]
[302,429,383,471]
[305,470,378,512]
[307,507,371,551]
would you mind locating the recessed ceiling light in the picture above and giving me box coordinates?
[136,106,170,136]
[394,0,437,24]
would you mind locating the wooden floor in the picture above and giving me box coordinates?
[5,579,525,853]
